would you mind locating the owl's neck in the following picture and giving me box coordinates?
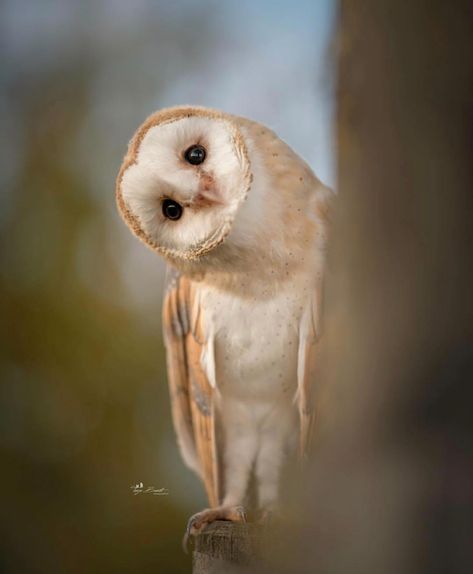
[168,241,312,299]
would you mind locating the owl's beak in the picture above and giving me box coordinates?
[193,187,223,207]
[193,174,224,207]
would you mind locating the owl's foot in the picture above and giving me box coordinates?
[182,505,247,553]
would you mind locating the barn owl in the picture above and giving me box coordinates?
[116,105,332,548]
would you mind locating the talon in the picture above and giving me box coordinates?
[182,518,193,554]
[236,505,247,522]
[182,530,190,554]
[183,513,198,553]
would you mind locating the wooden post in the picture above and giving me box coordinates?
[192,521,263,574]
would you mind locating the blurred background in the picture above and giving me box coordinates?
[0,1,336,572]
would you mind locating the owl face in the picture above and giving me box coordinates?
[116,107,252,262]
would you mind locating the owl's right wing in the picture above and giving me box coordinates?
[162,268,221,507]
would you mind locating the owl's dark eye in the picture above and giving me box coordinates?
[184,144,206,165]
[162,199,183,221]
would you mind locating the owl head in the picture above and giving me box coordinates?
[116,106,253,264]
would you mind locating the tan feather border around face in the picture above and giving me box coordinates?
[116,106,252,261]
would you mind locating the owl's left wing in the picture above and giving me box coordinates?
[297,282,324,459]
[297,184,333,460]
[162,269,221,507]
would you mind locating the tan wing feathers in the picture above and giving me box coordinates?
[162,274,221,507]
[186,330,220,507]
[298,187,332,460]
[298,340,316,459]
[163,280,197,473]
